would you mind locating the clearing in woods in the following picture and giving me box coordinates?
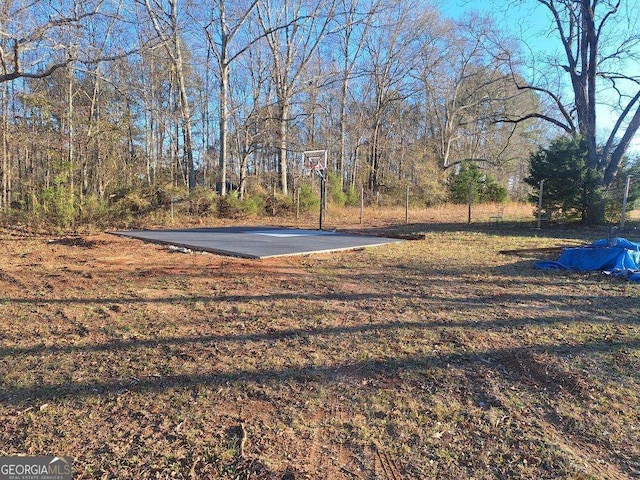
[0,212,638,479]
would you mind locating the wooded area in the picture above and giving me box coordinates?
[1,0,638,225]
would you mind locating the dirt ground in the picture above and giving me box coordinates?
[0,213,639,479]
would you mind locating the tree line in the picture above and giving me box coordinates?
[1,0,638,225]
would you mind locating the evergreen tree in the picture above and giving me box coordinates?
[525,136,602,222]
[449,162,506,204]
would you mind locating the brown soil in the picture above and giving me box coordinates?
[0,215,638,479]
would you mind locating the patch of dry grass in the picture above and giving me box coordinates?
[0,209,639,479]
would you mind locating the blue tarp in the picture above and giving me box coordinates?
[535,237,640,282]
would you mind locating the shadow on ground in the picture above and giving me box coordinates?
[342,220,640,242]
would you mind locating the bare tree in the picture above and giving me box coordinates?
[199,0,259,196]
[360,0,432,194]
[0,0,138,84]
[417,15,522,171]
[505,0,640,222]
[232,41,272,199]
[0,0,560,220]
[332,0,380,189]
[0,0,107,208]
[1,82,8,210]
[257,0,335,195]
[142,0,197,191]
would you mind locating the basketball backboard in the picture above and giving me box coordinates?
[302,150,327,175]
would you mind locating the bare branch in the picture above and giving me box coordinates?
[602,90,640,161]
[597,72,640,86]
[0,58,71,83]
[604,102,640,183]
[18,10,98,46]
[513,81,576,131]
[595,0,621,42]
[499,112,574,134]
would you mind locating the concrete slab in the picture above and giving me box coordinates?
[111,226,402,259]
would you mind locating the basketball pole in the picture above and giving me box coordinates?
[302,149,328,231]
[360,185,364,225]
[318,171,325,230]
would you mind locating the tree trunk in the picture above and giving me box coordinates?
[144,0,195,191]
[67,64,75,194]
[1,84,8,211]
[218,2,229,196]
[278,101,289,195]
[219,61,229,196]
[238,124,252,200]
[174,41,196,191]
[339,70,348,190]
[368,123,380,194]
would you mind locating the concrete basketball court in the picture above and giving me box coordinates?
[112,226,402,259]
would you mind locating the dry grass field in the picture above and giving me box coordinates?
[1,203,639,479]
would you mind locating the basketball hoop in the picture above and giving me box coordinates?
[302,150,327,177]
[302,149,328,230]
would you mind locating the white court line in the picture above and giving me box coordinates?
[252,230,333,237]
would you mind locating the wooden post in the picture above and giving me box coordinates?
[467,182,472,224]
[319,173,325,230]
[405,185,409,224]
[537,179,545,229]
[272,184,276,216]
[620,176,632,229]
